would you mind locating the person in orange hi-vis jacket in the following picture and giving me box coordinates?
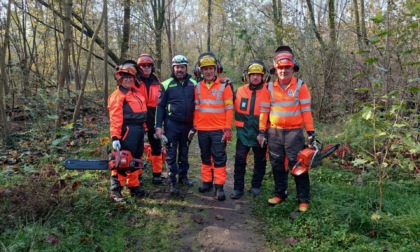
[135,54,165,185]
[108,61,148,202]
[258,46,315,212]
[190,52,234,201]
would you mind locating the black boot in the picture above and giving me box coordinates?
[152,172,163,185]
[129,186,145,198]
[110,187,125,202]
[170,181,180,196]
[215,184,226,201]
[198,182,213,193]
[179,175,193,187]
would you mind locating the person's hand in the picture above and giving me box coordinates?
[188,127,197,141]
[112,140,121,150]
[307,131,316,147]
[257,131,267,148]
[223,128,232,142]
[155,128,163,139]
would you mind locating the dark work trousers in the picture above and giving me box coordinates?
[233,138,267,191]
[267,127,310,203]
[164,119,193,182]
[146,121,162,156]
[197,130,227,185]
[110,124,145,190]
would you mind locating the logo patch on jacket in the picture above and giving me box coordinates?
[211,89,218,96]
[287,90,295,97]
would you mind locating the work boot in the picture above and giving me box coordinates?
[169,181,180,196]
[214,184,226,201]
[230,190,244,200]
[268,196,284,206]
[110,188,125,203]
[129,186,145,198]
[179,176,193,187]
[298,202,310,212]
[198,182,213,193]
[251,188,262,197]
[152,172,163,185]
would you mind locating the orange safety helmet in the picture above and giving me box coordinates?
[137,54,155,66]
[115,64,137,79]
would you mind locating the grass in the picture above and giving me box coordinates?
[253,159,420,251]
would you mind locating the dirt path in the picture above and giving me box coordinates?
[163,143,272,252]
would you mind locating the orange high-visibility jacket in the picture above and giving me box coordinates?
[139,73,161,108]
[259,76,314,131]
[108,86,147,140]
[194,77,234,130]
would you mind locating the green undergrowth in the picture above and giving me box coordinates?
[253,161,420,251]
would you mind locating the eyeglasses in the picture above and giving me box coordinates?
[140,64,153,68]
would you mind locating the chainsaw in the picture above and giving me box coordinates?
[291,140,340,176]
[64,148,144,171]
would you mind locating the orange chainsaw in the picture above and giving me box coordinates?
[291,140,340,176]
[64,148,143,171]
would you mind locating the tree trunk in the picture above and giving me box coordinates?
[55,0,72,128]
[272,0,283,45]
[328,0,336,46]
[360,0,368,46]
[151,0,165,77]
[72,1,105,124]
[104,0,109,109]
[120,0,131,63]
[0,0,12,140]
[207,0,212,52]
[353,0,362,50]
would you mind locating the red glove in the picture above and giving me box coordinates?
[223,128,232,142]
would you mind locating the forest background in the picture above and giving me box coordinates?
[0,0,419,251]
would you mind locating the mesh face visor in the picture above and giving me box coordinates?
[274,52,294,68]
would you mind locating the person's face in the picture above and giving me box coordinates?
[249,74,263,86]
[173,65,187,80]
[276,65,293,83]
[139,64,153,77]
[202,66,216,81]
[121,75,134,89]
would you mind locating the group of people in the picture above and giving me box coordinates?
[107,46,315,212]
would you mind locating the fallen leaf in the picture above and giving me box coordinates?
[215,214,224,220]
[45,233,60,245]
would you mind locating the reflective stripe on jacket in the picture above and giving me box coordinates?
[194,77,234,130]
[108,86,147,140]
[259,76,314,131]
[234,83,270,146]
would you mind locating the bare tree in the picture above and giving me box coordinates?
[272,0,283,45]
[55,0,72,128]
[353,0,362,50]
[120,0,131,62]
[72,2,105,123]
[0,0,12,140]
[207,0,212,52]
[150,0,166,76]
[104,0,109,108]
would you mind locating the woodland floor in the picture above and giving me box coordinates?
[147,141,272,252]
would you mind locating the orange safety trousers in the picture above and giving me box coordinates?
[111,168,142,188]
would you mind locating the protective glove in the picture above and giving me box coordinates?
[155,128,163,139]
[257,131,267,148]
[112,140,121,150]
[188,127,197,141]
[222,128,232,142]
[307,131,316,147]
